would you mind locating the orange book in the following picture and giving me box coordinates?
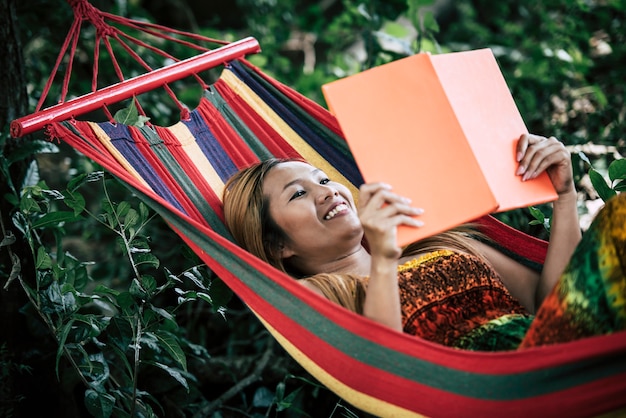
[322,48,558,246]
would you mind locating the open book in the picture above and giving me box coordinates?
[322,48,558,246]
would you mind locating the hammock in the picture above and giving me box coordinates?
[12,3,626,417]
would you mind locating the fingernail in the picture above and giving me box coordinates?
[522,172,529,181]
[413,208,424,215]
[516,152,523,162]
[414,220,424,227]
[516,165,525,176]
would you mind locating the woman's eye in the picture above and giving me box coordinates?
[320,178,330,185]
[289,190,306,200]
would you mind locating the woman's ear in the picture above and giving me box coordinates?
[265,240,296,260]
[278,243,296,259]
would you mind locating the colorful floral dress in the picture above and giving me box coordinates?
[398,193,626,351]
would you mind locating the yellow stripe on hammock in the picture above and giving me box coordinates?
[221,69,360,200]
[253,312,424,418]
[88,122,153,191]
[166,122,227,201]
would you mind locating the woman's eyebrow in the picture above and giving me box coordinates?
[282,168,322,191]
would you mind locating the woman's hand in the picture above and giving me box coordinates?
[357,183,423,260]
[516,133,575,197]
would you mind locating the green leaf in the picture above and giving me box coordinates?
[252,386,275,408]
[589,168,617,202]
[154,331,187,371]
[141,275,157,295]
[64,191,86,216]
[134,253,160,269]
[113,101,151,127]
[114,101,140,125]
[107,316,134,352]
[608,159,626,182]
[614,179,626,192]
[124,208,139,228]
[115,291,137,314]
[36,246,52,269]
[149,304,174,321]
[182,269,208,290]
[147,361,189,391]
[56,319,76,379]
[20,196,42,214]
[116,201,131,218]
[32,211,81,228]
[422,10,440,33]
[84,389,115,418]
[130,278,148,300]
[82,353,110,388]
[276,386,303,412]
[528,206,545,222]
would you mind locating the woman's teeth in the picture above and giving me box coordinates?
[324,203,349,220]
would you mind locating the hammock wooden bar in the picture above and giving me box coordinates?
[10,37,260,137]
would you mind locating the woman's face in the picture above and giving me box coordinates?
[262,161,363,267]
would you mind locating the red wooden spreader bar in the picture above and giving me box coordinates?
[10,36,260,138]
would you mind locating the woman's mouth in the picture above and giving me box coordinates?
[324,203,349,220]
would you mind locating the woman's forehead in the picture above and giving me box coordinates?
[268,161,317,179]
[263,161,318,191]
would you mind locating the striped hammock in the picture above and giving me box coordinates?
[45,59,626,417]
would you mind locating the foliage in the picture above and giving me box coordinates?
[589,159,626,201]
[2,0,626,417]
[6,163,234,417]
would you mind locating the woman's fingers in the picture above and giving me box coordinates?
[516,135,565,178]
[358,183,424,228]
[516,134,574,195]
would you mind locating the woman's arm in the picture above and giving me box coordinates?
[482,134,581,312]
[357,183,423,331]
[516,134,581,306]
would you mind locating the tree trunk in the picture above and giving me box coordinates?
[0,1,43,417]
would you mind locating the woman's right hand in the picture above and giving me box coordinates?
[357,183,423,260]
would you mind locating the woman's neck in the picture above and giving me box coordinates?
[296,245,372,277]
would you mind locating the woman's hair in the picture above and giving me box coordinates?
[223,158,295,273]
[300,274,366,314]
[401,225,486,260]
[223,159,489,313]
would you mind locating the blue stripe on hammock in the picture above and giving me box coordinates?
[228,62,364,186]
[99,122,188,214]
[183,100,242,182]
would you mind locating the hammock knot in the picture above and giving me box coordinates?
[44,123,63,144]
[69,0,115,38]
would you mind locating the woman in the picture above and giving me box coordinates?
[223,134,626,351]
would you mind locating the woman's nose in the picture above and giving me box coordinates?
[316,185,338,202]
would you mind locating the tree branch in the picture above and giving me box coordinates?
[193,338,277,417]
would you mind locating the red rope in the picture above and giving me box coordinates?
[37,0,233,119]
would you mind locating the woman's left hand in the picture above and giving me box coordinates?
[516,134,575,197]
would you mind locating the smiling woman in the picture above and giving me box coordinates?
[222,135,626,352]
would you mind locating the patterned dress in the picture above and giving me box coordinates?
[398,193,626,351]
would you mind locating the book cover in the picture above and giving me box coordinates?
[322,49,557,246]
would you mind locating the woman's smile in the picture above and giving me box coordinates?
[324,202,350,220]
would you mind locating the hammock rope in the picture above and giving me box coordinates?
[11,0,260,138]
[11,3,626,417]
